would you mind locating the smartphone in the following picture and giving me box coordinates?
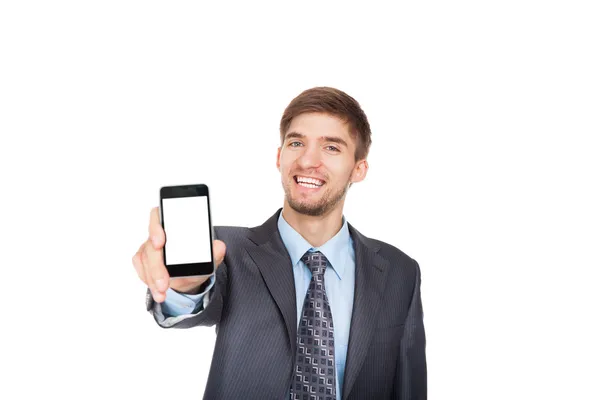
[159,184,215,278]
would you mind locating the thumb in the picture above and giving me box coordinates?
[213,239,226,267]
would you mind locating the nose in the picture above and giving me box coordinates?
[297,144,322,169]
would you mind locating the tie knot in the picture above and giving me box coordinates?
[301,250,328,276]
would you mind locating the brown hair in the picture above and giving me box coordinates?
[279,87,372,161]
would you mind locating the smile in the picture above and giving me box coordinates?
[294,175,325,189]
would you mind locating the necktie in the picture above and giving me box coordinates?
[291,251,336,400]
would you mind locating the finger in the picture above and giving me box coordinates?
[213,239,226,267]
[148,207,165,249]
[143,239,170,294]
[132,243,148,284]
[141,241,166,302]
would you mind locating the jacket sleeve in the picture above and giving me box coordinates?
[145,229,229,330]
[394,259,427,399]
[145,259,227,329]
[160,276,215,316]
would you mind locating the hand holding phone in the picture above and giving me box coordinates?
[132,184,226,303]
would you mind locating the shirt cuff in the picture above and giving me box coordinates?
[160,275,215,317]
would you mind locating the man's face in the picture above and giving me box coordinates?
[277,112,367,217]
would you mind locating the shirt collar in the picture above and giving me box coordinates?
[277,211,350,280]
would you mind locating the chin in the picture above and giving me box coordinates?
[291,204,326,217]
[287,197,331,217]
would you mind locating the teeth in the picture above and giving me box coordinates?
[296,176,324,186]
[298,182,320,189]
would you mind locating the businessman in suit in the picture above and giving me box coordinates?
[132,87,426,399]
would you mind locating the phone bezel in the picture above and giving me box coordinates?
[159,184,215,278]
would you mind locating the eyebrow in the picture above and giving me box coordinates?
[285,131,349,148]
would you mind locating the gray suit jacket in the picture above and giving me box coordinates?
[146,208,426,399]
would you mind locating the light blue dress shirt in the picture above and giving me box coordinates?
[161,213,356,399]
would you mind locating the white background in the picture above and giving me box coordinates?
[1,1,599,399]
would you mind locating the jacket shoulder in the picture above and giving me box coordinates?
[376,239,415,263]
[355,227,418,271]
[369,238,421,288]
[213,225,252,242]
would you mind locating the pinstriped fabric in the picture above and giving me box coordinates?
[146,208,426,399]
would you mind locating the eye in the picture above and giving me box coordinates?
[289,141,303,147]
[326,145,340,152]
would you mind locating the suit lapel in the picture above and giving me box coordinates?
[245,209,297,353]
[342,224,390,399]
[244,209,390,397]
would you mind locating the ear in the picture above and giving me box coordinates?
[276,147,282,169]
[350,159,369,184]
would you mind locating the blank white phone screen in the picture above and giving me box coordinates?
[162,196,211,265]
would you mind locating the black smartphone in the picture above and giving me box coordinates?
[159,184,215,278]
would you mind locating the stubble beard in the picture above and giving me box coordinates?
[282,174,352,217]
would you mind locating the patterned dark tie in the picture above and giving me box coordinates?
[290,250,336,400]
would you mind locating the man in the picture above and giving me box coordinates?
[132,87,427,399]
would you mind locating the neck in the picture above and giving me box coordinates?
[281,201,344,247]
